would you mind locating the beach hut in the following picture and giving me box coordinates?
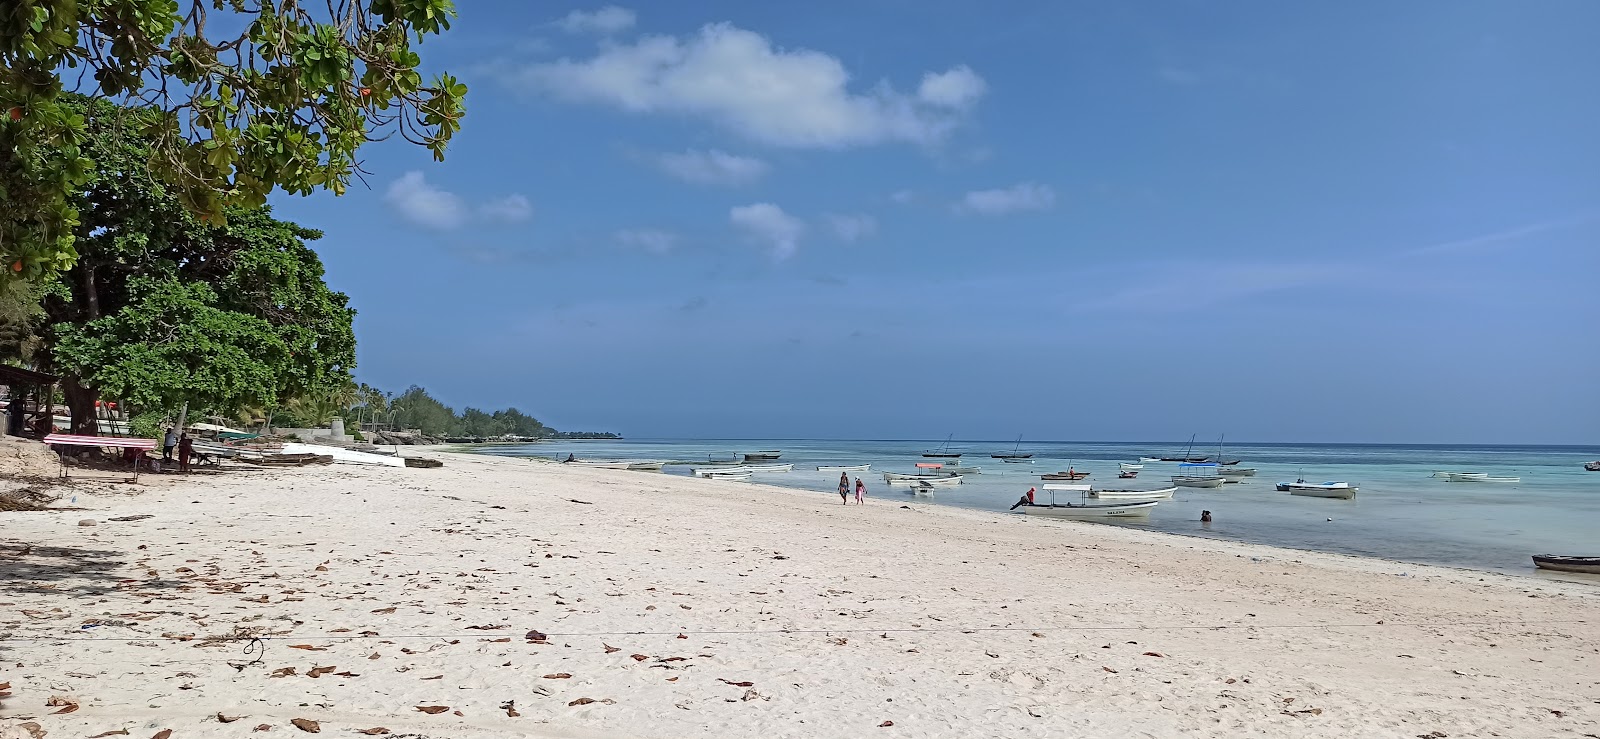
[0,364,57,438]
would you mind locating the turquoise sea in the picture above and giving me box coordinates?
[468,439,1600,578]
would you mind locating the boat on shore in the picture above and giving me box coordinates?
[1531,555,1600,574]
[816,464,871,472]
[1172,462,1225,488]
[704,471,752,481]
[1277,479,1358,499]
[922,434,962,458]
[1090,486,1177,500]
[691,463,793,477]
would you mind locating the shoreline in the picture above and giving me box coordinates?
[4,450,1596,737]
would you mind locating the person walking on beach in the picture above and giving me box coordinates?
[162,426,178,461]
[838,472,850,504]
[854,477,866,504]
[178,433,194,473]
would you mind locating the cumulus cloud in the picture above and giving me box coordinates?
[557,6,636,34]
[956,182,1056,216]
[385,172,531,230]
[500,23,985,148]
[730,203,803,259]
[655,149,769,185]
[616,228,677,253]
[480,194,533,223]
[918,65,986,108]
[824,213,877,242]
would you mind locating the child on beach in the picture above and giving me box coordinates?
[854,477,866,504]
[838,472,850,504]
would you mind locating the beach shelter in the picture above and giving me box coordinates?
[0,364,58,437]
[42,433,158,482]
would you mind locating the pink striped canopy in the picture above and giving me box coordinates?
[43,433,157,450]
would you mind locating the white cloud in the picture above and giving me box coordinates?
[824,213,877,242]
[384,171,530,230]
[502,23,985,148]
[655,149,769,185]
[557,6,636,34]
[480,194,533,223]
[730,203,803,259]
[956,182,1056,216]
[918,65,986,108]
[616,228,677,254]
[386,171,466,229]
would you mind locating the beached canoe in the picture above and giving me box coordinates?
[281,442,405,468]
[1015,500,1158,519]
[1040,470,1090,480]
[1531,555,1600,574]
[691,463,793,477]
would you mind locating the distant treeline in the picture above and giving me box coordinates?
[341,384,618,440]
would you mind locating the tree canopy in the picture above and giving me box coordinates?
[0,0,466,282]
[42,97,355,433]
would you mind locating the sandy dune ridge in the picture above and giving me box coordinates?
[1,451,1595,738]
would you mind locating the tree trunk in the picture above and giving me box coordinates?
[61,377,100,436]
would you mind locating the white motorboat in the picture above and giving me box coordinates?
[1172,462,1225,488]
[1015,500,1158,519]
[1277,479,1358,499]
[1091,486,1177,500]
[1119,462,1144,472]
[885,463,960,484]
[817,464,871,472]
[1435,471,1519,483]
[1138,456,1162,463]
[691,463,793,477]
[890,475,963,488]
[941,463,983,474]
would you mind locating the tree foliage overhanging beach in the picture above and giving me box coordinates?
[0,0,466,281]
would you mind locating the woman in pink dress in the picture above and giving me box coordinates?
[854,477,866,504]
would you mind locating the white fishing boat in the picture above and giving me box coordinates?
[1090,486,1177,500]
[816,464,871,472]
[1138,456,1161,463]
[1172,462,1225,488]
[1001,458,1034,464]
[1007,484,1158,517]
[704,471,752,481]
[568,459,633,469]
[889,475,963,488]
[1119,462,1144,472]
[1276,479,1358,499]
[627,461,666,471]
[690,463,793,477]
[1218,467,1257,477]
[941,462,983,474]
[1432,471,1487,480]
[281,442,406,468]
[884,462,960,483]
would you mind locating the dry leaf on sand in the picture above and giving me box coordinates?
[153,731,174,739]
[414,705,449,714]
[218,712,245,723]
[568,697,596,706]
[603,644,620,653]
[542,673,572,679]
[720,679,755,687]
[356,730,390,736]
[879,721,895,727]
[290,718,320,733]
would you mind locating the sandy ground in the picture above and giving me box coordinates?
[1,451,1595,738]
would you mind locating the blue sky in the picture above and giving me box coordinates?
[272,2,1599,444]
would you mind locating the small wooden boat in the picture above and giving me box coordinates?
[922,434,962,458]
[568,459,633,469]
[1161,456,1211,463]
[704,471,752,481]
[1118,470,1138,479]
[1015,500,1157,519]
[885,464,961,485]
[1218,467,1257,477]
[1001,458,1034,464]
[1040,470,1090,481]
[1090,486,1176,500]
[1531,555,1600,574]
[1119,463,1144,472]
[627,461,666,471]
[1586,461,1600,472]
[1432,471,1487,480]
[992,435,1033,459]
[941,462,983,474]
[1277,479,1357,499]
[1138,456,1161,463]
[690,463,793,477]
[816,464,871,472]
[890,475,963,488]
[1218,459,1242,466]
[1172,462,1224,488]
[742,450,782,461]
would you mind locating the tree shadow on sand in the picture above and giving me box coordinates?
[1,538,128,599]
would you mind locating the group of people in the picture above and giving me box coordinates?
[837,472,866,504]
[162,427,195,472]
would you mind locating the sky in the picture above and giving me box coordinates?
[270,1,1600,444]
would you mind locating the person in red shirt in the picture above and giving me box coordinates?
[178,433,194,473]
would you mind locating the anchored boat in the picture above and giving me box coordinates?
[1277,479,1358,499]
[1532,555,1600,574]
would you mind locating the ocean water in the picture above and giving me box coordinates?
[468,439,1600,578]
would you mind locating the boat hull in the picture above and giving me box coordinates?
[890,475,963,488]
[1172,476,1225,489]
[1091,486,1176,500]
[817,464,871,472]
[691,463,793,477]
[1119,463,1144,471]
[1532,555,1600,574]
[1018,501,1157,519]
[1218,468,1256,477]
[1286,486,1357,499]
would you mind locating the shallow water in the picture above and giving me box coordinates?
[468,439,1600,577]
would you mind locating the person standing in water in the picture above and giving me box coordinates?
[854,477,866,504]
[838,472,850,504]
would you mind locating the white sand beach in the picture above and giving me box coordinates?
[3,451,1596,738]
